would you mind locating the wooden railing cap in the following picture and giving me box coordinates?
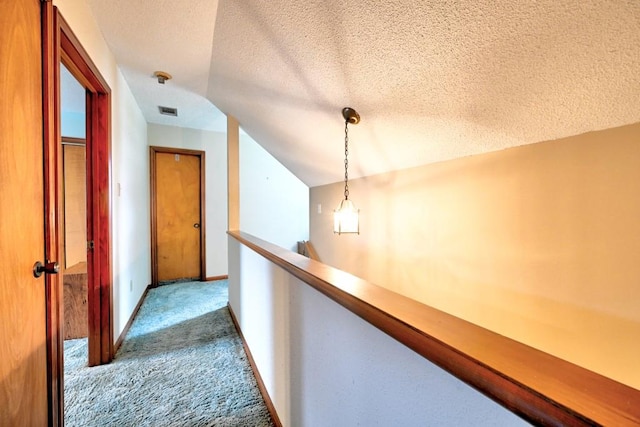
[228,230,640,426]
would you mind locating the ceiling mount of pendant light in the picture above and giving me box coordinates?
[334,107,360,235]
[342,107,360,125]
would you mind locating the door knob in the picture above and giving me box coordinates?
[193,223,200,229]
[33,261,59,278]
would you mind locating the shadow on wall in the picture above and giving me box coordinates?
[312,123,640,390]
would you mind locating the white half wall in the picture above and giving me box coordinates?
[148,123,228,278]
[54,0,151,341]
[228,237,529,426]
[239,133,309,251]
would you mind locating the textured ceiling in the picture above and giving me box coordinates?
[88,0,640,187]
[86,0,227,132]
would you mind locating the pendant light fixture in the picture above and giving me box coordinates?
[334,107,360,234]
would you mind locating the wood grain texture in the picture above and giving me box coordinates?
[59,15,109,94]
[63,262,88,339]
[43,2,64,424]
[0,0,49,424]
[63,144,87,268]
[150,146,206,285]
[59,12,113,366]
[229,231,640,426]
[94,91,113,365]
[157,152,201,280]
[61,136,86,145]
[205,275,229,282]
[227,115,240,231]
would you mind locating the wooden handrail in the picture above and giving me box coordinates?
[228,230,640,426]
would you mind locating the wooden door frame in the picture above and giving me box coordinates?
[42,2,62,424]
[43,3,114,423]
[57,5,113,367]
[149,146,207,286]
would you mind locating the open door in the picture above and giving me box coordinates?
[1,2,113,424]
[0,0,55,424]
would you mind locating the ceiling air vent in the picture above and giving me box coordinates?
[159,106,178,117]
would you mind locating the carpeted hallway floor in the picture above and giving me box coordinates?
[64,280,274,427]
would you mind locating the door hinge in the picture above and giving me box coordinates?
[88,240,95,251]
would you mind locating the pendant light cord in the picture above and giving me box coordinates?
[344,120,350,200]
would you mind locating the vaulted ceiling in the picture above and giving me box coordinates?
[87,0,640,187]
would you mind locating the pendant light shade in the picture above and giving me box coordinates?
[334,198,359,234]
[334,107,360,235]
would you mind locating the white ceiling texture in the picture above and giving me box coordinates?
[87,0,640,187]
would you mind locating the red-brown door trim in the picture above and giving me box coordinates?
[42,1,62,425]
[43,4,114,424]
[57,10,113,368]
[149,146,207,287]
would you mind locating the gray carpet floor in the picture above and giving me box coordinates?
[64,280,274,427]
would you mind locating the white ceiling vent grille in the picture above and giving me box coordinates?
[159,106,178,116]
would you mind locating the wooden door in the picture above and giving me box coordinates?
[63,143,87,269]
[0,0,49,424]
[152,148,205,283]
[62,143,89,339]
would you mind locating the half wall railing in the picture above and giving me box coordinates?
[228,230,640,426]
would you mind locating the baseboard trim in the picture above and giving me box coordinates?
[205,275,228,282]
[114,284,151,354]
[227,303,282,427]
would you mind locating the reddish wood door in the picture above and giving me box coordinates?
[0,0,49,424]
[153,150,203,282]
[63,143,87,269]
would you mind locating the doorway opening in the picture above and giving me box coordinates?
[57,9,113,368]
[43,7,114,423]
[60,62,89,349]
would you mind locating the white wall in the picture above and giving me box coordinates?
[60,63,85,138]
[147,123,228,277]
[228,238,529,426]
[54,0,150,341]
[239,133,309,251]
[61,111,85,138]
[53,1,307,343]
